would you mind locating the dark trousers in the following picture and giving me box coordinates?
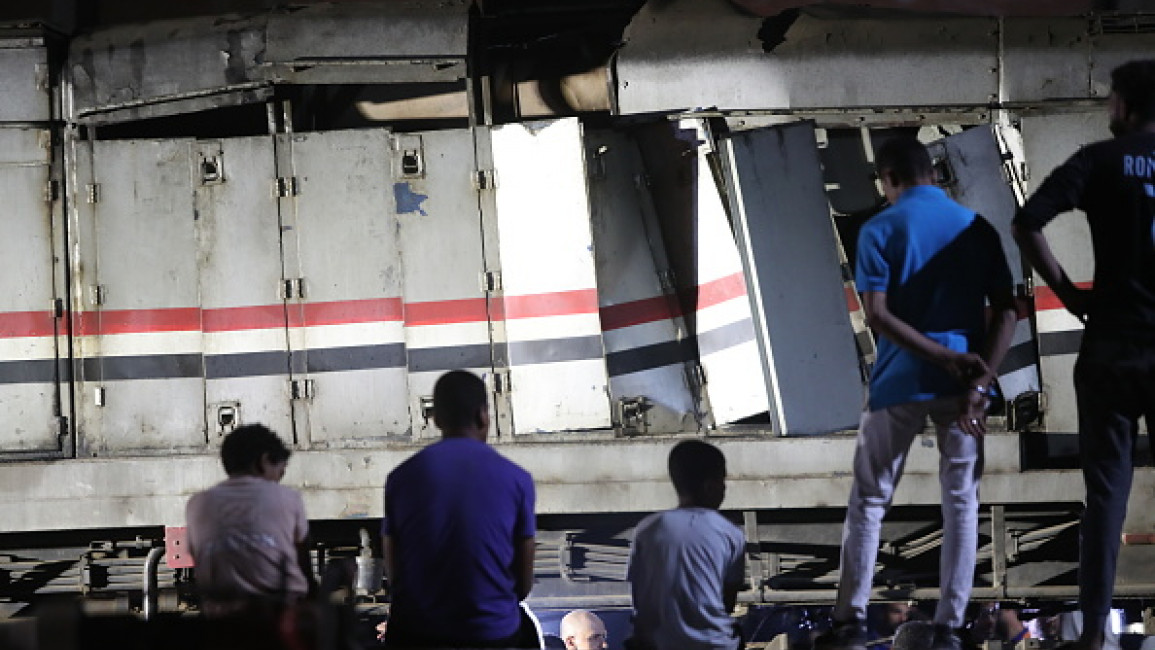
[1074,336,1155,635]
[383,606,540,649]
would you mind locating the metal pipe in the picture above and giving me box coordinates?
[142,546,165,620]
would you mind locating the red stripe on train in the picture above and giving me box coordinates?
[599,273,751,332]
[0,311,57,338]
[1033,282,1093,312]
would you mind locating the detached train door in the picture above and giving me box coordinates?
[716,121,863,435]
[926,125,1043,420]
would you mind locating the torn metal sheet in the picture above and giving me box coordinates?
[67,1,470,124]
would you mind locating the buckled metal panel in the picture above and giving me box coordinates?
[265,1,469,84]
[67,16,270,125]
[393,129,492,439]
[490,118,612,434]
[194,137,294,446]
[718,121,862,435]
[0,42,50,122]
[927,126,1042,402]
[1019,111,1107,433]
[633,120,769,426]
[283,129,412,444]
[80,139,207,455]
[585,129,698,434]
[616,0,997,115]
[0,128,61,453]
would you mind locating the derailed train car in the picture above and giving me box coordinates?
[1,0,1155,616]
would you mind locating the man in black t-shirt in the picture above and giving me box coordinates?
[1013,59,1155,650]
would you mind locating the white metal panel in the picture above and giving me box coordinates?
[636,119,769,426]
[194,137,294,445]
[927,126,1042,402]
[586,129,697,433]
[0,45,50,122]
[1020,111,1109,433]
[84,139,206,454]
[286,129,411,444]
[616,0,997,114]
[0,128,61,452]
[394,129,492,439]
[491,118,612,433]
[719,122,863,435]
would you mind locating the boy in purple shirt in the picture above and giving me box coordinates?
[381,370,537,648]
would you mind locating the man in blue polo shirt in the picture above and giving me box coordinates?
[382,370,537,648]
[816,136,1017,650]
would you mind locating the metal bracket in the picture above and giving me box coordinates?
[85,183,100,204]
[275,176,299,197]
[616,396,651,433]
[89,285,105,307]
[45,179,59,202]
[481,271,502,293]
[281,278,305,300]
[492,370,511,394]
[52,298,64,319]
[472,169,497,191]
[393,134,425,179]
[290,379,315,401]
[199,152,225,185]
[93,386,106,407]
[657,269,677,294]
[419,396,435,423]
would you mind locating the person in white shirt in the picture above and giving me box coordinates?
[627,440,746,650]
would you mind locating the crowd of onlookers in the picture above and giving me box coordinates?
[179,57,1155,650]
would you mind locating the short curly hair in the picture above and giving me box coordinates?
[1111,59,1155,124]
[220,424,290,476]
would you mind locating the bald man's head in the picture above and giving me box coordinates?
[560,610,608,650]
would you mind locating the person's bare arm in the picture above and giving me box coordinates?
[861,291,990,381]
[723,581,741,614]
[514,537,535,601]
[297,541,318,597]
[1012,225,1090,321]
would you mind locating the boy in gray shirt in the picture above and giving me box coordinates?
[627,440,746,650]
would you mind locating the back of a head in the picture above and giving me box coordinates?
[433,370,488,433]
[892,621,936,650]
[875,136,934,186]
[560,609,605,640]
[668,440,726,496]
[1111,59,1155,124]
[220,424,290,476]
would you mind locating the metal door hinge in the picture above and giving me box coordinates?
[52,298,64,318]
[89,285,106,306]
[472,169,497,191]
[275,176,299,197]
[657,269,677,294]
[492,370,511,394]
[45,179,59,202]
[481,271,502,293]
[290,378,315,400]
[85,183,100,204]
[281,278,305,300]
[93,386,106,407]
